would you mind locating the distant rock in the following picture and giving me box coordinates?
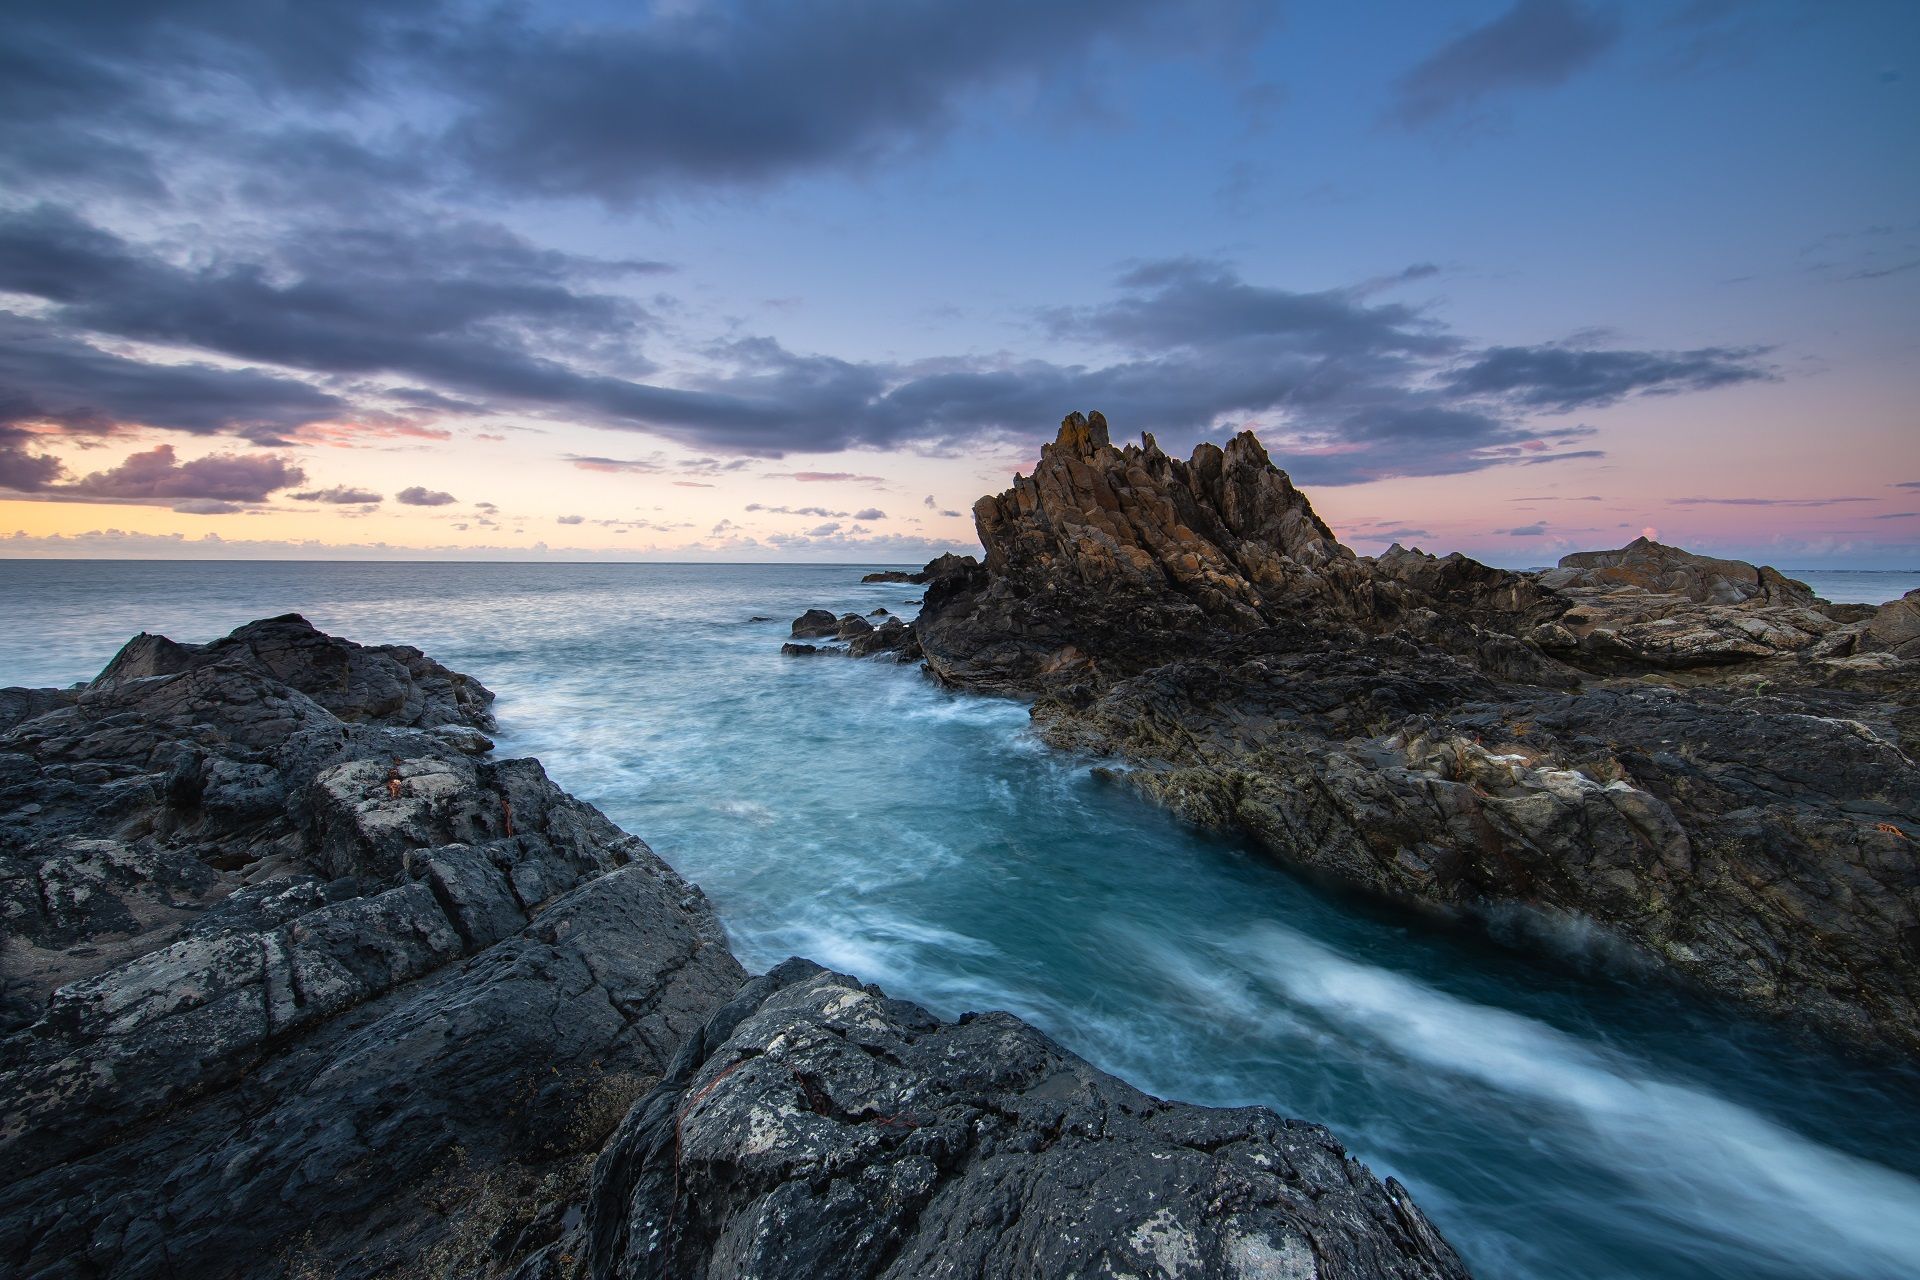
[1540,536,1816,607]
[790,608,839,638]
[859,569,920,583]
[1524,539,1875,669]
[849,616,921,661]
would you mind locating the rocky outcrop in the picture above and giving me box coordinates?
[1,616,1462,1277]
[565,959,1467,1280]
[785,610,922,663]
[916,412,1561,692]
[900,412,1919,1056]
[0,616,744,1277]
[1541,536,1816,607]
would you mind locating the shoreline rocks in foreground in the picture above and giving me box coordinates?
[0,615,1468,1278]
[841,411,1918,1058]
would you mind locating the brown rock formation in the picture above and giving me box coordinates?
[919,411,1564,690]
[1541,536,1816,606]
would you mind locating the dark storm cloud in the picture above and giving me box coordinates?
[1442,343,1773,411]
[292,486,383,504]
[396,486,456,506]
[1,1,1266,205]
[440,0,1264,202]
[1387,0,1620,127]
[57,445,305,503]
[0,310,350,442]
[0,206,654,436]
[1,218,1773,482]
[1048,258,1456,359]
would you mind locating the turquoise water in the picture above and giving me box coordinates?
[2,560,1917,1280]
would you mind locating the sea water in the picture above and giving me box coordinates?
[2,559,1917,1280]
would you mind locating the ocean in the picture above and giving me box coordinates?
[2,559,1917,1280]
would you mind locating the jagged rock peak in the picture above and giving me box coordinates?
[979,411,1354,609]
[1053,408,1111,455]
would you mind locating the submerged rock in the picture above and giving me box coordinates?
[905,410,1919,1055]
[0,616,1462,1277]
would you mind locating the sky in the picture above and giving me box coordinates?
[0,0,1915,568]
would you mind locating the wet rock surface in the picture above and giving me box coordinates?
[1,615,1463,1277]
[893,412,1920,1055]
[567,959,1468,1280]
[785,610,922,663]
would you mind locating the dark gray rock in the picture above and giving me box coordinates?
[791,609,840,639]
[569,959,1469,1280]
[0,618,746,1277]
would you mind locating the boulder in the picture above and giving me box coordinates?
[790,609,839,639]
[570,960,1469,1280]
[1866,588,1920,659]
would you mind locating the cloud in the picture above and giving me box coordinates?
[1387,0,1620,127]
[853,507,886,521]
[1501,523,1549,536]
[1669,495,1871,508]
[1872,512,1917,520]
[0,206,655,444]
[557,514,585,524]
[745,504,847,517]
[0,309,351,442]
[1443,344,1772,411]
[396,485,456,506]
[762,470,889,483]
[62,445,305,503]
[292,485,382,504]
[170,498,249,515]
[1,216,1773,482]
[1895,481,1920,490]
[433,1,1271,203]
[923,494,937,508]
[0,424,65,492]
[1,0,1269,205]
